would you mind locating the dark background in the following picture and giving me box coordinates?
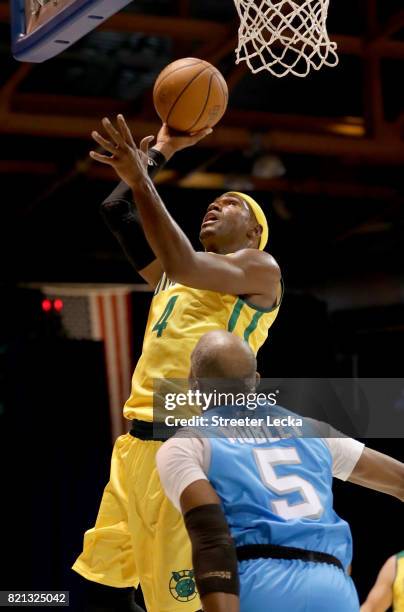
[1,0,403,609]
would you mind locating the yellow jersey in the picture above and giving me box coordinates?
[124,273,282,421]
[394,551,404,611]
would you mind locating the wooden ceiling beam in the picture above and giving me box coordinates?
[98,12,228,40]
[194,32,237,64]
[0,109,157,140]
[334,34,404,59]
[363,55,384,138]
[84,165,401,200]
[0,159,58,174]
[0,159,399,201]
[177,0,190,18]
[224,110,365,135]
[11,94,366,137]
[0,64,32,111]
[331,34,404,59]
[0,109,403,163]
[362,0,385,138]
[18,161,393,200]
[11,92,133,116]
[258,129,403,162]
[182,174,400,200]
[369,9,404,44]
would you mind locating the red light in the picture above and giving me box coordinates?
[54,299,64,312]
[41,299,52,312]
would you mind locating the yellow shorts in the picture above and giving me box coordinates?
[72,433,201,612]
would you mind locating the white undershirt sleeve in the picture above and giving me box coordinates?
[303,417,365,481]
[323,436,365,481]
[156,434,211,512]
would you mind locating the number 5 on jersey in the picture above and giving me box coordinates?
[152,295,179,337]
[254,447,323,520]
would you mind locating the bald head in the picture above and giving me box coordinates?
[190,330,257,393]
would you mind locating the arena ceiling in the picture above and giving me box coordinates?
[0,0,403,290]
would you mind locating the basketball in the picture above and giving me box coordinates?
[153,57,228,133]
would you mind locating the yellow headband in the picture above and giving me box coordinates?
[227,191,269,250]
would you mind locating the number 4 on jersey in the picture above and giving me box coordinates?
[152,295,179,337]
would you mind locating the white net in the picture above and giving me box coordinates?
[233,0,338,77]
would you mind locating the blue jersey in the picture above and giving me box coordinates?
[205,404,353,570]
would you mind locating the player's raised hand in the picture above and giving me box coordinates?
[90,115,154,187]
[154,123,213,160]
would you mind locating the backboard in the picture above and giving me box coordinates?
[11,0,133,62]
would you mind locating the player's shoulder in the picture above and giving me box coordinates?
[382,554,398,578]
[232,248,280,271]
[156,436,188,472]
[156,432,209,489]
[156,430,205,462]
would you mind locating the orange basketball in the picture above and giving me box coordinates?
[153,58,228,133]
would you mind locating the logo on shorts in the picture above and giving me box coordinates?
[169,569,197,602]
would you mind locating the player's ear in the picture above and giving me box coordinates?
[247,223,262,247]
[255,224,263,247]
[188,369,199,392]
[255,371,261,387]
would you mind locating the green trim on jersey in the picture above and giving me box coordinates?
[227,298,244,332]
[244,278,285,313]
[244,310,264,343]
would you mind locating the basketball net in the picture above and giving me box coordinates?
[233,0,338,77]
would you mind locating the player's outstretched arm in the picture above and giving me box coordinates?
[360,555,395,612]
[348,447,404,501]
[99,145,166,288]
[94,121,212,288]
[91,115,280,307]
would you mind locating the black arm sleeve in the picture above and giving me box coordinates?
[184,504,240,599]
[100,147,166,272]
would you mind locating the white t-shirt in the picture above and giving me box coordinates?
[156,427,364,512]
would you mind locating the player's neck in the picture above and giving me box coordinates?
[203,241,246,255]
